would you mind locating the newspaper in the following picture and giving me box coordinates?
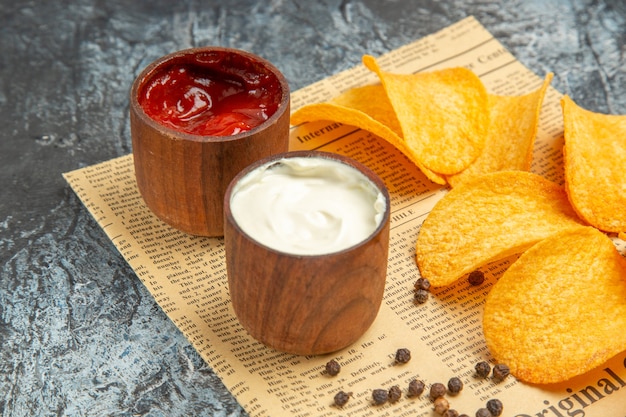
[63,16,626,417]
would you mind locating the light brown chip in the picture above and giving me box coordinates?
[290,84,446,184]
[363,55,488,176]
[416,171,585,287]
[483,226,626,384]
[447,73,553,187]
[561,95,626,234]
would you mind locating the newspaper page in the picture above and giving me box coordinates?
[63,16,626,417]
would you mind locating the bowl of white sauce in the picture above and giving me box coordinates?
[224,150,390,355]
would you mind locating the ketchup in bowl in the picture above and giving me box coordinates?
[130,47,290,237]
[138,51,283,136]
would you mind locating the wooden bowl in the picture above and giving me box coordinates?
[224,151,391,355]
[130,47,290,237]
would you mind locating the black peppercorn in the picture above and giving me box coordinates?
[468,270,485,286]
[458,414,470,417]
[372,388,388,405]
[395,348,411,364]
[474,361,491,378]
[486,398,504,416]
[415,277,431,291]
[434,397,450,415]
[429,382,447,399]
[408,379,425,397]
[492,363,510,381]
[447,377,463,395]
[388,385,402,403]
[333,391,352,407]
[443,410,460,417]
[414,289,429,304]
[325,359,341,376]
[475,408,491,417]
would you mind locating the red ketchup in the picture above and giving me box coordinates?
[139,60,282,136]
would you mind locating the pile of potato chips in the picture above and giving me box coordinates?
[414,96,626,288]
[291,55,626,384]
[417,169,626,384]
[292,55,553,186]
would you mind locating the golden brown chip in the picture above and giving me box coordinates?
[291,84,446,184]
[416,171,585,287]
[363,55,488,176]
[291,85,402,137]
[483,226,626,384]
[446,73,553,187]
[561,95,626,234]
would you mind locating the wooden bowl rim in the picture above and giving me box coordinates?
[130,46,290,143]
[224,150,391,258]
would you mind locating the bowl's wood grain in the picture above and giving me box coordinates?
[130,47,290,236]
[224,151,390,355]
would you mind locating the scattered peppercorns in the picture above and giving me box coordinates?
[414,277,431,291]
[395,348,411,364]
[475,408,491,417]
[388,385,402,403]
[429,382,447,399]
[413,276,431,304]
[433,397,450,415]
[325,359,341,376]
[468,270,485,286]
[372,388,388,405]
[414,289,429,304]
[333,391,352,407]
[486,398,504,416]
[407,379,425,397]
[458,414,470,417]
[474,361,491,378]
[447,377,463,395]
[492,363,510,381]
[318,327,508,411]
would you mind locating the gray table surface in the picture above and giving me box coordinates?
[1,0,625,416]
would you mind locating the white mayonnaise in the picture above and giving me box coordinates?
[230,156,386,255]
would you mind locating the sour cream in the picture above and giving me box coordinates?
[229,156,387,255]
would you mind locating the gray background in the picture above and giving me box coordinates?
[1,0,625,416]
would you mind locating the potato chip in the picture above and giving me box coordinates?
[483,226,626,384]
[415,171,585,287]
[561,95,626,234]
[363,55,488,175]
[446,73,553,187]
[291,84,446,184]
